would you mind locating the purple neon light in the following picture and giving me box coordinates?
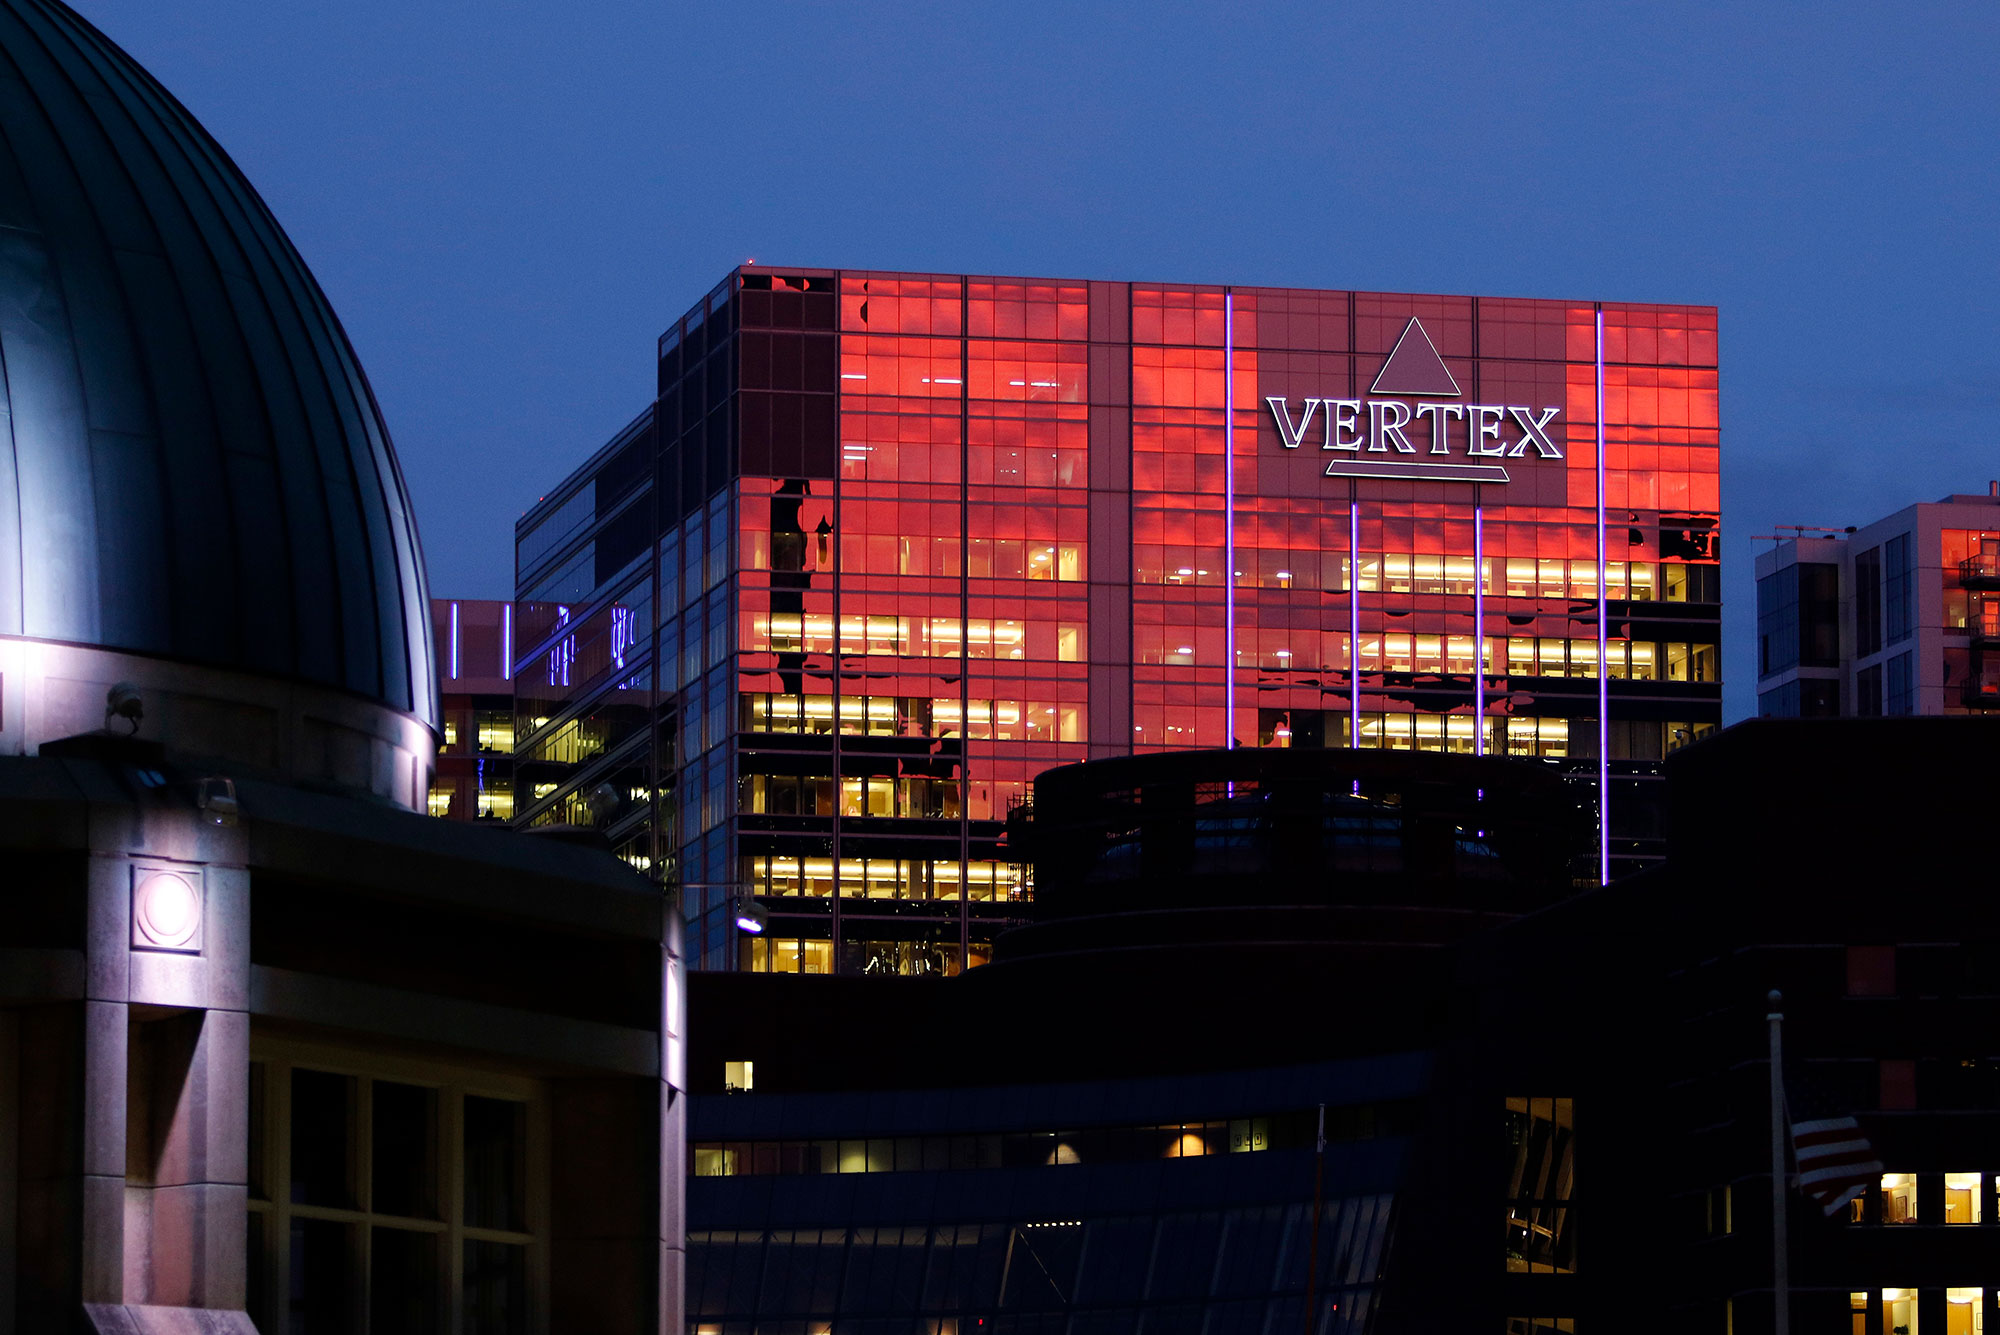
[1223,291,1236,751]
[1594,308,1609,886]
[449,601,460,681]
[1349,493,1361,749]
[1473,504,1484,756]
[501,603,513,680]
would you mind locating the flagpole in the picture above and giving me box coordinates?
[1768,989,1788,1335]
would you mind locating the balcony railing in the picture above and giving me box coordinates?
[1961,679,2000,709]
[1959,556,2000,586]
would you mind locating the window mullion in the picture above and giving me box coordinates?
[447,1081,465,1334]
[272,1058,292,1326]
[358,1074,375,1323]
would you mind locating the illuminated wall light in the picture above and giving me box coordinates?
[449,601,460,680]
[840,373,868,380]
[132,870,202,952]
[501,603,512,680]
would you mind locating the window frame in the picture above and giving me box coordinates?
[247,1036,550,1334]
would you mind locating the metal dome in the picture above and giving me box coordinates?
[0,0,435,726]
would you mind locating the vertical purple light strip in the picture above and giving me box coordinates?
[1349,488,1361,750]
[1473,502,1485,756]
[449,601,460,681]
[501,602,513,680]
[1223,291,1237,750]
[1595,307,1610,886]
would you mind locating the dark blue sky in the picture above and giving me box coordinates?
[79,1,2000,720]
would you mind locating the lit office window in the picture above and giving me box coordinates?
[1882,1288,1918,1335]
[1854,1292,1869,1335]
[1706,1184,1733,1234]
[1946,1173,1983,1223]
[1504,1097,1575,1274]
[1948,1288,1984,1335]
[1881,1173,1919,1223]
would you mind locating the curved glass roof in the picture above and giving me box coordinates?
[0,0,434,724]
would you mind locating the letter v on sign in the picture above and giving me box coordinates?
[1370,318,1460,398]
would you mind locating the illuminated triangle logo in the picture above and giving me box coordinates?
[1370,317,1460,397]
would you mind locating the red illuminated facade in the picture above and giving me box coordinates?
[427,597,517,821]
[512,269,1722,973]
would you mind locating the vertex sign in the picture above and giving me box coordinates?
[1265,317,1562,485]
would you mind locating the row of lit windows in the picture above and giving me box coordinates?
[744,531,1085,582]
[1251,714,1571,756]
[842,440,1088,487]
[742,693,1083,743]
[741,855,1026,902]
[746,612,1085,660]
[1150,633,1721,682]
[1140,553,1684,601]
[437,711,515,756]
[1857,1288,1984,1335]
[1867,1172,1989,1225]
[742,937,989,978]
[692,1120,1267,1178]
[691,1103,1410,1178]
[740,772,963,821]
[426,784,515,822]
[1137,710,1716,759]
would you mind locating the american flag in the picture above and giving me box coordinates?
[1792,1113,1882,1217]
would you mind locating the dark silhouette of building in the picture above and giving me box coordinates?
[688,721,2000,1334]
[685,746,1594,1333]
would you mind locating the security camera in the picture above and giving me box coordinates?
[105,683,143,733]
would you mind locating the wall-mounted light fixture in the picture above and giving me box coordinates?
[132,867,202,952]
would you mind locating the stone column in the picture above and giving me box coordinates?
[81,789,251,1317]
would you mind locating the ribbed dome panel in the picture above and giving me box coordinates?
[0,0,435,726]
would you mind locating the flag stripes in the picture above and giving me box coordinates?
[1792,1115,1883,1217]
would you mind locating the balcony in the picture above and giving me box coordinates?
[1959,556,2000,588]
[1961,679,2000,709]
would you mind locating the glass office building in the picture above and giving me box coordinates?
[512,268,1721,972]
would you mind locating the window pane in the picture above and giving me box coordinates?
[289,1069,355,1208]
[248,1061,267,1201]
[369,1227,441,1334]
[465,1240,530,1335]
[288,1218,355,1334]
[464,1096,527,1231]
[371,1081,438,1219]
